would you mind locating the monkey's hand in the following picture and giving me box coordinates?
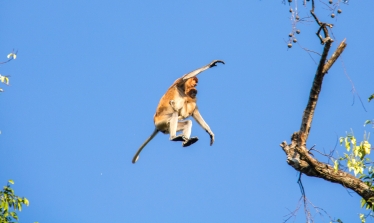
[209,60,225,68]
[207,131,215,146]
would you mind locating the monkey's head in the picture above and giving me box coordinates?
[187,88,197,98]
[185,77,198,98]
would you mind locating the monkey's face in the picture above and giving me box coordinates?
[187,88,197,98]
[185,77,198,98]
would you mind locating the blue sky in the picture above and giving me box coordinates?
[1,0,374,222]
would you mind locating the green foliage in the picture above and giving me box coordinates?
[359,165,374,211]
[364,120,372,127]
[336,132,371,176]
[0,74,10,92]
[6,53,16,60]
[360,213,366,223]
[328,94,374,221]
[368,94,374,102]
[336,130,374,216]
[0,180,29,223]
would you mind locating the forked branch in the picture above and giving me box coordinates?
[280,0,374,206]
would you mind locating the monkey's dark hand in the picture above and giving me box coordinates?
[207,131,215,146]
[209,60,225,68]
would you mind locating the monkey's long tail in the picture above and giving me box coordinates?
[132,129,159,164]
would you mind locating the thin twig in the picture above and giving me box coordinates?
[340,58,367,112]
[301,46,322,56]
[0,50,17,65]
[0,58,14,65]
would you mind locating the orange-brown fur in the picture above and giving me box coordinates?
[132,60,224,163]
[154,77,198,132]
[184,77,198,99]
[179,77,198,119]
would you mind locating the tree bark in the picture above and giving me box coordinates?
[280,36,374,202]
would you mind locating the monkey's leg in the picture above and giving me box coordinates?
[169,112,185,142]
[168,101,186,141]
[177,120,199,147]
[177,120,192,138]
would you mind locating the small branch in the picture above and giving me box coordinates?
[301,47,322,56]
[0,50,17,65]
[0,58,14,65]
[309,147,334,160]
[298,0,341,145]
[341,58,367,111]
[280,0,374,218]
[299,39,333,145]
[311,1,322,26]
[322,39,347,74]
[283,199,303,223]
[311,0,333,44]
[280,137,374,203]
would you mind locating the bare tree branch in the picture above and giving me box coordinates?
[323,39,347,74]
[280,137,374,202]
[280,0,374,207]
[299,39,347,145]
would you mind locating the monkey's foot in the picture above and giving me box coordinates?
[182,137,199,147]
[171,135,187,142]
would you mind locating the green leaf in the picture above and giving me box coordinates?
[8,180,14,185]
[334,160,339,173]
[364,120,372,126]
[354,146,360,157]
[363,141,371,155]
[360,213,366,223]
[10,211,16,217]
[4,201,8,211]
[352,136,357,146]
[339,137,344,145]
[7,53,16,60]
[369,94,374,102]
[23,198,29,206]
[345,141,350,151]
[361,198,366,208]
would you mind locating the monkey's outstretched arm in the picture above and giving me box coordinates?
[132,129,159,163]
[182,60,225,80]
[192,108,215,146]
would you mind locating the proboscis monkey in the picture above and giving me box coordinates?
[132,60,224,163]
